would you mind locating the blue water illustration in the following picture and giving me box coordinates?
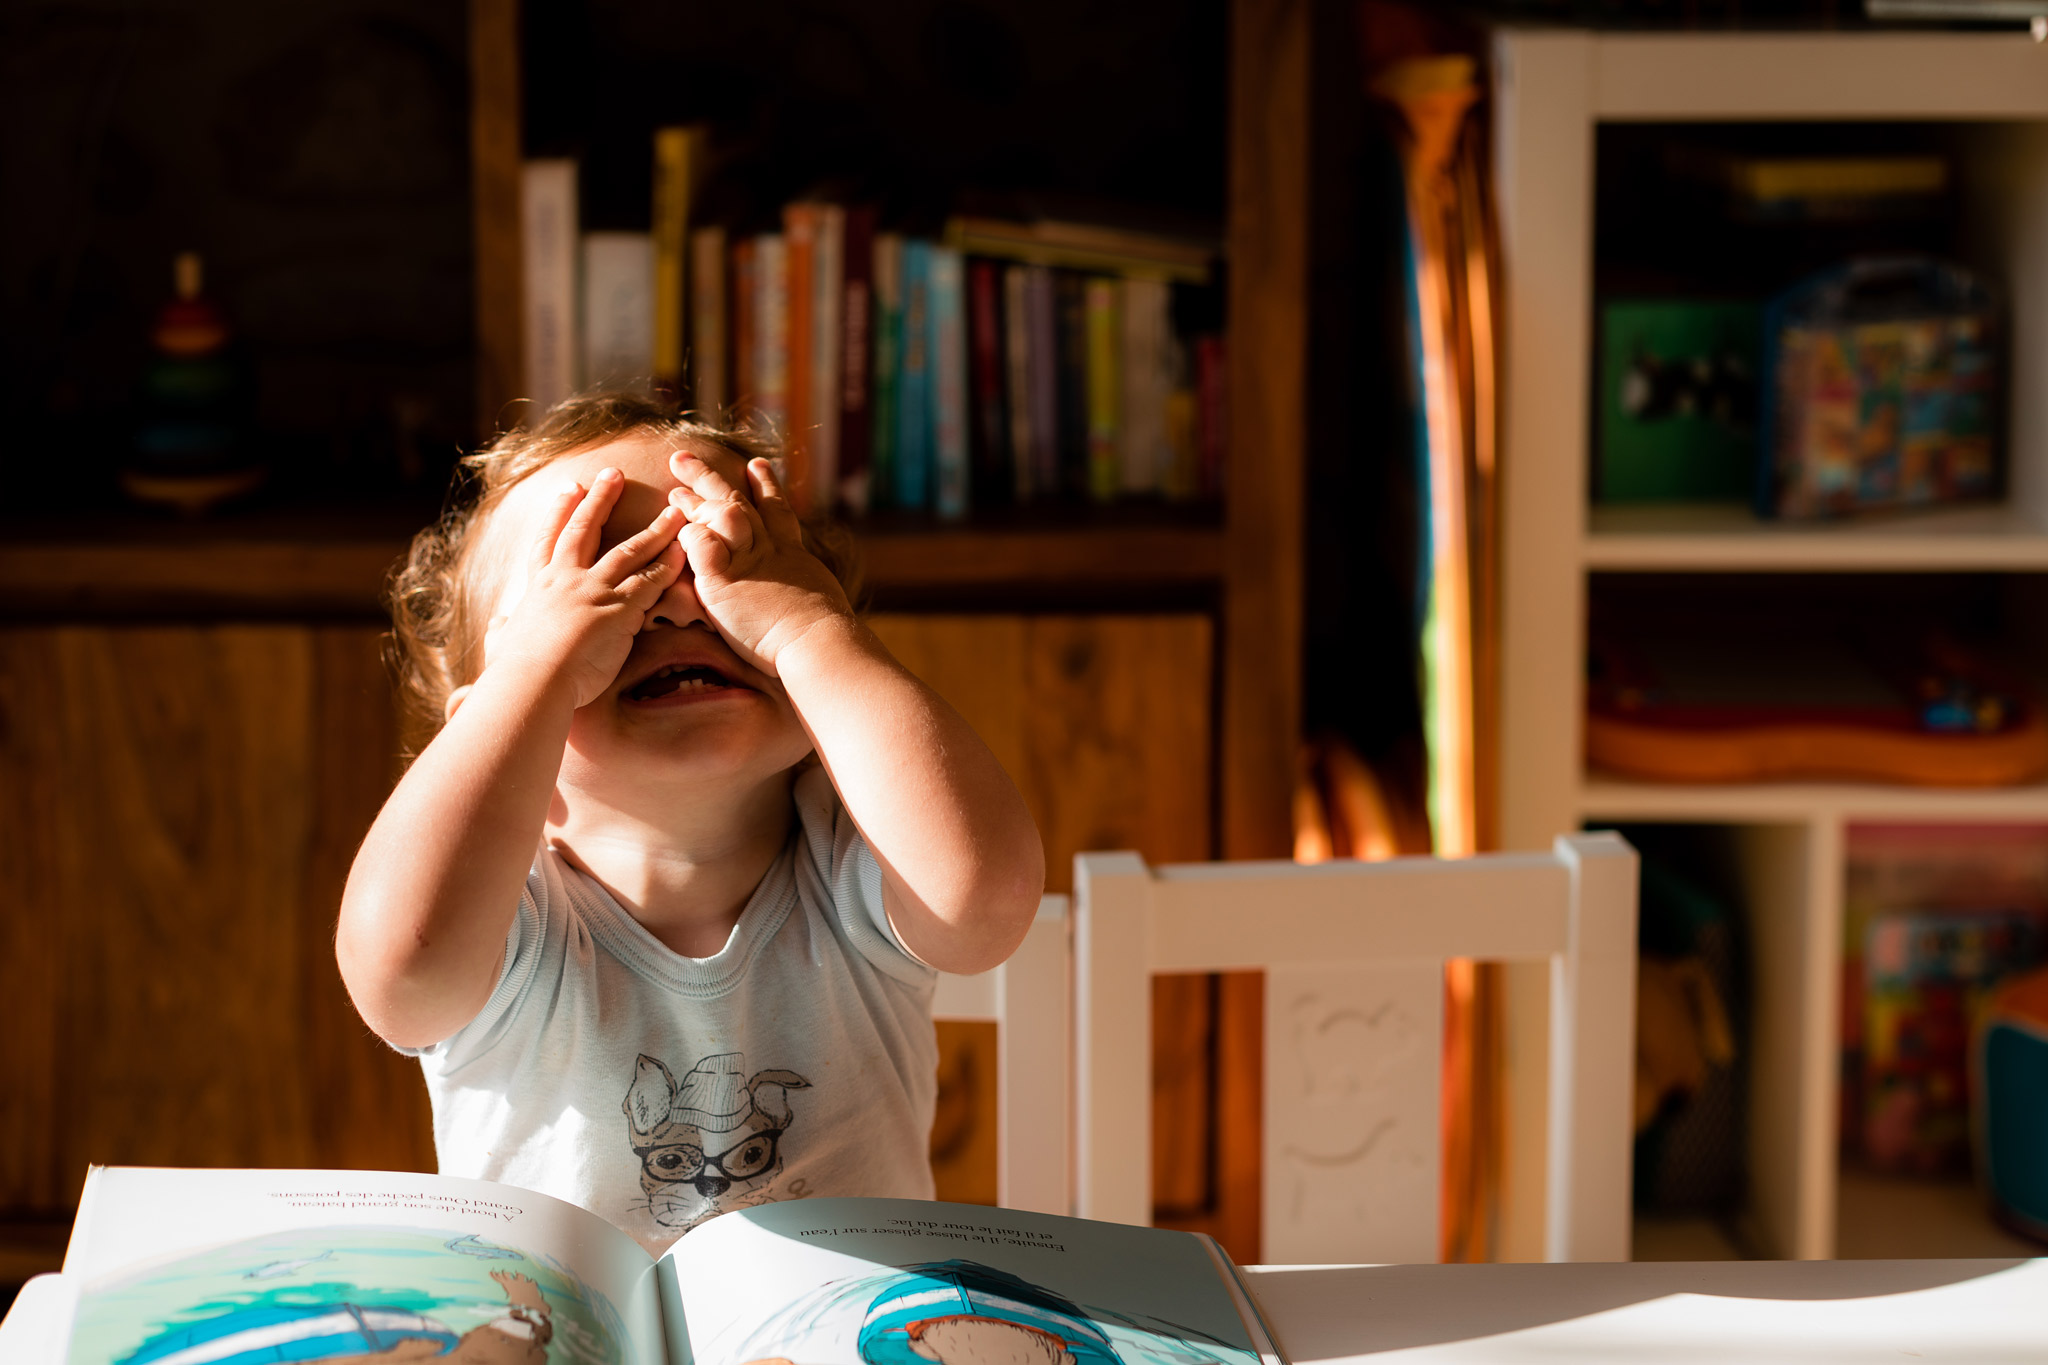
[67,1226,628,1365]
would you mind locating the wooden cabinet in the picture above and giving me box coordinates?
[0,625,434,1213]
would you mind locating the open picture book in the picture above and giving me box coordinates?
[22,1167,1286,1365]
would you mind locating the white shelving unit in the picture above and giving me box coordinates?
[1493,29,2048,1262]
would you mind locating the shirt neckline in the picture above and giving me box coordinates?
[549,835,801,999]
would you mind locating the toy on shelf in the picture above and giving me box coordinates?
[1978,963,2048,1241]
[126,251,260,515]
[1596,299,1760,504]
[1758,256,1999,521]
[1587,630,2048,787]
[1863,909,2045,1175]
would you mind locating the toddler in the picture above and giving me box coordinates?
[337,393,1045,1253]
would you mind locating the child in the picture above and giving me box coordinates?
[337,393,1045,1253]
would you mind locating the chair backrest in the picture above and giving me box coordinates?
[931,894,1071,1215]
[1073,833,1637,1263]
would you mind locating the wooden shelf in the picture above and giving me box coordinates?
[1835,1168,2042,1260]
[1583,502,2048,574]
[856,523,1224,593]
[1580,775,2048,825]
[0,522,1226,618]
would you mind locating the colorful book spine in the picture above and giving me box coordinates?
[838,208,876,515]
[968,259,1009,506]
[869,233,903,509]
[1054,271,1089,497]
[1196,333,1226,499]
[581,232,655,390]
[689,225,727,413]
[782,208,817,509]
[1002,265,1034,502]
[929,245,968,520]
[896,240,933,510]
[810,204,846,515]
[651,127,702,400]
[1164,334,1198,500]
[520,159,578,411]
[753,233,789,437]
[731,237,758,411]
[1084,276,1120,502]
[1118,276,1171,495]
[1026,265,1060,497]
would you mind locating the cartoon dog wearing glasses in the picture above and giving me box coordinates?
[623,1052,810,1231]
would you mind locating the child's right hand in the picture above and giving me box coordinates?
[479,467,685,710]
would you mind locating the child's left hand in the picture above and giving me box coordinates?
[667,449,853,676]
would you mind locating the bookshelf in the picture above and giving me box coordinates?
[1495,29,2048,1262]
[464,0,1305,862]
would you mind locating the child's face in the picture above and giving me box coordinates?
[483,432,814,803]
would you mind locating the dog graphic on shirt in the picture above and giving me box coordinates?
[622,1051,810,1231]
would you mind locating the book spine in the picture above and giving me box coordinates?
[869,233,903,510]
[1084,276,1119,502]
[811,204,845,514]
[754,233,789,438]
[581,231,656,390]
[930,245,969,520]
[689,225,727,414]
[651,126,699,399]
[520,159,579,411]
[1002,264,1034,502]
[968,258,1008,507]
[1196,333,1226,499]
[1164,333,1198,500]
[783,206,816,512]
[731,237,757,414]
[1118,276,1168,495]
[838,207,876,515]
[1053,271,1089,498]
[1027,265,1059,497]
[896,240,932,510]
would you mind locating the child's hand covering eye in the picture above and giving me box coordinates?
[667,449,854,677]
[485,466,687,708]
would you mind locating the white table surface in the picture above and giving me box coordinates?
[1243,1258,2047,1363]
[5,1259,2044,1363]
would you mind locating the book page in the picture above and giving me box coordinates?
[660,1198,1267,1365]
[60,1167,663,1365]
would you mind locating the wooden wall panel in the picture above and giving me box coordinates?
[871,614,1219,1223]
[0,626,431,1215]
[0,636,64,1211]
[869,615,1215,892]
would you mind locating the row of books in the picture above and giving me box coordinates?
[520,131,1226,518]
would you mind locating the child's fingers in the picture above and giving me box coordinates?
[680,520,733,578]
[670,450,751,508]
[532,484,584,569]
[690,493,760,558]
[551,468,625,568]
[621,541,685,607]
[745,458,805,545]
[595,504,684,586]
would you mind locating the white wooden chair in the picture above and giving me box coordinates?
[1074,833,1637,1263]
[931,894,1071,1214]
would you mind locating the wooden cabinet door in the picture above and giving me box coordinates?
[870,613,1255,1255]
[0,626,433,1214]
[869,615,1215,891]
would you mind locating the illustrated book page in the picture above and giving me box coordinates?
[58,1166,665,1365]
[656,1197,1285,1365]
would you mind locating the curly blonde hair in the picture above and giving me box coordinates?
[387,391,863,744]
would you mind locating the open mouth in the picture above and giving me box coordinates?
[624,663,737,701]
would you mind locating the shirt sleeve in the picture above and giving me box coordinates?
[790,765,934,983]
[393,852,549,1060]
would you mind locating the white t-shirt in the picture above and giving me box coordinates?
[408,768,938,1254]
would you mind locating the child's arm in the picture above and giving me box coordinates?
[338,471,684,1048]
[669,453,1044,975]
